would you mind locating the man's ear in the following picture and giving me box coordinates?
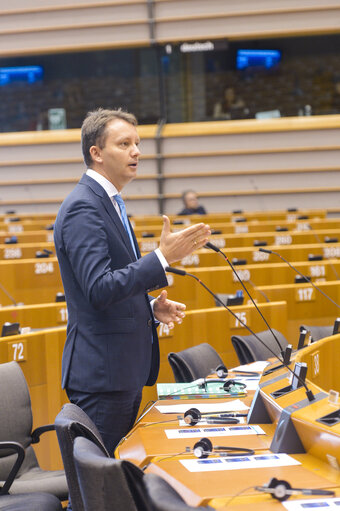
[89,145,102,164]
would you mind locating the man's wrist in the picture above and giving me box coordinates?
[155,248,168,270]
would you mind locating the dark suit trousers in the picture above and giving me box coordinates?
[66,387,143,456]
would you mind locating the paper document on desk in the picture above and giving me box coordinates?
[235,378,259,391]
[231,361,269,373]
[283,498,340,510]
[180,453,300,472]
[157,381,248,399]
[155,399,249,414]
[165,425,265,439]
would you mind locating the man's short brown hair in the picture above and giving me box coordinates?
[81,108,137,167]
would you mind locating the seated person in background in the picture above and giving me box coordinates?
[213,86,247,120]
[178,190,207,215]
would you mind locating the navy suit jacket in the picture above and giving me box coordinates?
[54,174,168,392]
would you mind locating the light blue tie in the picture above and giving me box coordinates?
[114,194,137,259]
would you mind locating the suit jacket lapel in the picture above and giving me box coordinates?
[80,174,137,261]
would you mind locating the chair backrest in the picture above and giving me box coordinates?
[168,343,224,382]
[54,403,109,511]
[73,436,151,511]
[300,324,335,343]
[0,362,39,481]
[0,492,63,511]
[231,329,288,365]
[144,473,214,511]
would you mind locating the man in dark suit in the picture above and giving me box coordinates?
[54,108,210,456]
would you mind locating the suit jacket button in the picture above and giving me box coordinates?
[147,319,152,327]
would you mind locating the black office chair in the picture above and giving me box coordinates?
[73,436,150,511]
[54,403,109,511]
[168,343,225,382]
[144,473,215,511]
[231,329,289,365]
[299,321,340,344]
[73,436,215,511]
[0,442,62,511]
[0,492,62,511]
[0,362,68,501]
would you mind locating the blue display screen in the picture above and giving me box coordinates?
[236,49,281,70]
[0,66,43,85]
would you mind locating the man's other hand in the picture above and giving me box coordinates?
[153,289,186,329]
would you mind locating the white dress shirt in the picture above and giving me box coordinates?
[86,168,168,271]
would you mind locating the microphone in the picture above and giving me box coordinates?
[247,278,270,303]
[204,241,284,354]
[0,282,17,306]
[259,248,340,310]
[166,266,315,402]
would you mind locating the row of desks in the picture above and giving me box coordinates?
[2,227,340,250]
[2,242,340,278]
[2,241,340,265]
[0,300,287,386]
[0,208,327,225]
[116,335,340,509]
[0,302,286,470]
[2,255,340,302]
[1,217,340,237]
[1,255,339,340]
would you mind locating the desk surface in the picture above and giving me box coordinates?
[146,453,340,507]
[117,351,340,510]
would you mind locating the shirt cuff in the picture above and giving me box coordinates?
[155,247,169,271]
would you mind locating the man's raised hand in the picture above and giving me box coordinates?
[159,215,210,264]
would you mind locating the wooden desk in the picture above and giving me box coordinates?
[0,257,63,306]
[179,242,340,268]
[253,281,340,340]
[162,261,340,311]
[0,219,54,233]
[139,228,340,254]
[0,230,54,244]
[295,333,340,394]
[118,332,340,509]
[130,209,327,227]
[119,421,274,468]
[0,302,68,330]
[134,218,340,239]
[156,301,287,382]
[213,490,340,511]
[0,213,56,223]
[146,454,340,507]
[117,391,274,467]
[0,241,55,260]
[139,300,287,414]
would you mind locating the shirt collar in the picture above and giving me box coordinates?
[86,169,119,198]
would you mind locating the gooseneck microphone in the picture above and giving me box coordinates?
[204,241,284,354]
[0,282,17,306]
[259,248,340,309]
[166,266,315,402]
